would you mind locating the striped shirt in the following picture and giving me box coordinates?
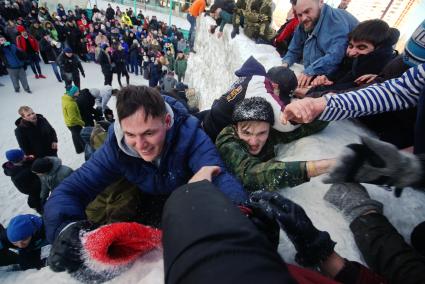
[318,64,425,121]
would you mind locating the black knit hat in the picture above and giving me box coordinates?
[232,97,274,125]
[31,157,53,174]
[266,66,297,105]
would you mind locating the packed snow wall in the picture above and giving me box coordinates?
[186,16,303,110]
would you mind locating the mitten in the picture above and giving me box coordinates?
[324,136,423,189]
[209,25,217,34]
[250,191,336,267]
[324,183,383,223]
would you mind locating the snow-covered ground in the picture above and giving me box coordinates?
[1,10,425,284]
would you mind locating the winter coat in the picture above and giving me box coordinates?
[89,86,113,113]
[15,114,58,158]
[2,159,42,210]
[161,74,177,92]
[177,40,187,53]
[129,44,139,61]
[29,25,45,41]
[16,35,40,53]
[202,56,298,141]
[112,49,127,73]
[282,4,358,76]
[38,157,73,204]
[188,0,206,17]
[0,43,25,69]
[39,38,59,62]
[216,121,328,192]
[148,62,161,87]
[56,52,84,75]
[44,96,248,243]
[218,10,233,32]
[106,7,115,20]
[0,223,18,267]
[174,58,187,76]
[76,89,97,127]
[98,50,112,73]
[62,95,85,127]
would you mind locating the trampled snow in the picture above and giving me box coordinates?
[1,11,425,284]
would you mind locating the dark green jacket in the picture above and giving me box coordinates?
[216,121,328,192]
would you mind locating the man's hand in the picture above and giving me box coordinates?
[354,74,378,85]
[311,75,333,87]
[81,72,85,78]
[281,62,289,68]
[280,97,326,124]
[217,31,223,38]
[51,142,58,150]
[189,166,221,183]
[297,72,313,88]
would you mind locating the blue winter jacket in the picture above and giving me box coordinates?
[43,96,248,243]
[282,4,358,76]
[0,44,24,69]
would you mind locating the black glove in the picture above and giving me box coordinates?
[81,72,85,78]
[231,26,239,39]
[324,136,424,191]
[209,25,217,34]
[250,191,336,267]
[48,221,97,273]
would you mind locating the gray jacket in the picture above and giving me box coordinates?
[39,157,73,203]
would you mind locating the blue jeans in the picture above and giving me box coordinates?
[51,62,62,81]
[28,53,42,76]
[130,57,139,75]
[414,87,425,154]
[187,14,196,49]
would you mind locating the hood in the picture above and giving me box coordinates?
[3,161,17,177]
[114,99,179,158]
[47,156,62,175]
[89,88,101,98]
[234,56,266,77]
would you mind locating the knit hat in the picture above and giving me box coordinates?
[403,20,425,67]
[31,157,53,174]
[232,97,274,125]
[7,214,38,242]
[5,149,24,163]
[16,25,26,33]
[266,66,297,105]
[63,47,73,53]
[66,85,79,96]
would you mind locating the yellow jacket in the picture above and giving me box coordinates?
[62,95,85,127]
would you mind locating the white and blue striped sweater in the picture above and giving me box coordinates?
[318,64,425,121]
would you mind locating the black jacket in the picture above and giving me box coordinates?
[56,52,84,74]
[112,49,127,72]
[15,114,58,158]
[76,89,98,127]
[98,50,112,72]
[106,7,115,20]
[39,38,59,62]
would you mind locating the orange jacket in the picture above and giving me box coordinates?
[188,0,206,17]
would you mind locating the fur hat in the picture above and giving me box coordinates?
[232,97,274,125]
[403,20,425,67]
[31,157,53,174]
[266,66,297,105]
[7,214,39,242]
[5,149,24,163]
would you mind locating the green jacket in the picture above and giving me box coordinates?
[166,54,175,71]
[174,58,187,76]
[61,95,85,127]
[216,121,329,192]
[219,10,233,32]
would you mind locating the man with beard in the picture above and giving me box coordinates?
[282,0,358,88]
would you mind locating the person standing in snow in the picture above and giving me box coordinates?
[15,106,58,158]
[31,156,73,205]
[56,47,85,89]
[75,88,101,127]
[61,85,85,154]
[2,149,42,213]
[111,43,130,88]
[216,97,333,192]
[174,51,187,83]
[0,34,31,93]
[39,33,62,82]
[44,86,247,256]
[97,44,113,86]
[187,0,207,53]
[5,214,49,270]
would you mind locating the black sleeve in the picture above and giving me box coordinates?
[14,128,31,155]
[350,213,425,284]
[162,181,296,284]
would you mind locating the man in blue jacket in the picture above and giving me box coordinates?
[282,0,358,87]
[43,85,248,244]
[0,34,31,93]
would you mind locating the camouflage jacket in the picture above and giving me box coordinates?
[216,121,329,192]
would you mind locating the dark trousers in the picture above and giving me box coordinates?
[102,69,113,86]
[68,125,85,154]
[117,68,129,87]
[62,72,80,89]
[0,249,18,267]
[130,58,139,75]
[162,181,295,284]
[414,87,425,154]
[28,53,42,76]
[187,14,196,49]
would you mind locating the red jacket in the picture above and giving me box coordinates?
[16,35,40,53]
[275,17,299,44]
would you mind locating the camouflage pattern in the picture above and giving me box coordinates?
[233,0,275,41]
[216,121,329,192]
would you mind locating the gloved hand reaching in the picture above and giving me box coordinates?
[324,136,424,189]
[231,26,239,39]
[48,221,162,283]
[250,191,336,267]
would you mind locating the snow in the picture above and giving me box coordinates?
[1,9,425,284]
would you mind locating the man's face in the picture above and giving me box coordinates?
[346,40,375,58]
[294,0,323,32]
[22,109,37,123]
[236,121,270,155]
[21,31,28,38]
[12,236,32,249]
[121,108,171,162]
[0,37,6,45]
[65,52,72,57]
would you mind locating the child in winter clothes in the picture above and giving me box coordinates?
[174,51,187,82]
[6,214,49,270]
[62,85,85,154]
[31,157,73,205]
